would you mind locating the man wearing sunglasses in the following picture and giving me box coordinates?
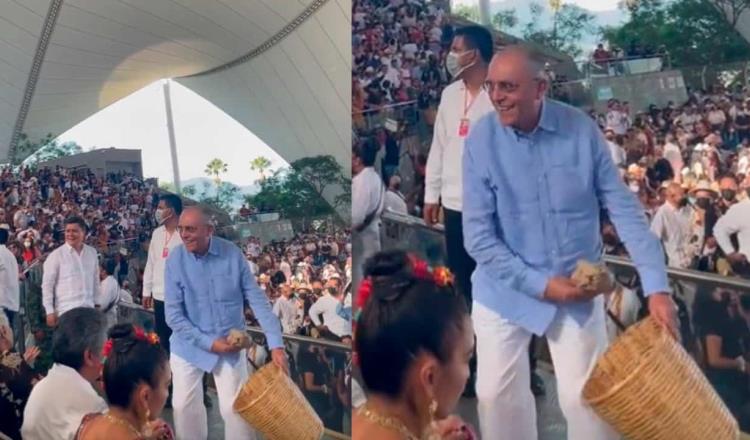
[463,46,679,440]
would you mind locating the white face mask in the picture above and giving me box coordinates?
[445,49,475,78]
[154,208,171,225]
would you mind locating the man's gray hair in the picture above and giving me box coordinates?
[497,45,547,80]
[51,307,107,371]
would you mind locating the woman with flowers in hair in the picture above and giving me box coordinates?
[353,250,476,440]
[75,324,174,440]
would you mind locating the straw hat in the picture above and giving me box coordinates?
[689,180,718,198]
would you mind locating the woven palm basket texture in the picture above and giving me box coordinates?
[233,363,324,440]
[583,317,739,440]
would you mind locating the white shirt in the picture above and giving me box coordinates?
[0,245,19,312]
[425,80,493,211]
[663,142,684,176]
[280,260,292,282]
[713,198,750,259]
[308,294,351,337]
[384,189,408,215]
[273,295,301,334]
[97,275,120,328]
[22,363,108,440]
[606,140,626,167]
[650,203,698,269]
[142,225,182,302]
[41,243,99,316]
[352,167,384,232]
[605,284,641,342]
[606,110,630,135]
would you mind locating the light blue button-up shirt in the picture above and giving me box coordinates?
[462,99,669,336]
[165,236,283,372]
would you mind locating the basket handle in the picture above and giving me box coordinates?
[607,309,627,332]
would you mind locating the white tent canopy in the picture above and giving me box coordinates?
[0,0,350,178]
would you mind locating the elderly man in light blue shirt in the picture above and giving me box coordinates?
[166,207,287,440]
[463,47,678,440]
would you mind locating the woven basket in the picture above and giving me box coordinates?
[233,363,324,440]
[583,316,739,440]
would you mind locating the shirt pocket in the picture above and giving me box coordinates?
[546,165,592,214]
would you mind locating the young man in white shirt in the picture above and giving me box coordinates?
[650,183,698,269]
[309,286,351,340]
[713,185,750,277]
[0,229,20,331]
[424,25,494,396]
[383,175,408,215]
[41,216,99,327]
[22,307,108,439]
[352,140,385,292]
[96,258,120,330]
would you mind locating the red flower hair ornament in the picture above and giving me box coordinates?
[101,325,160,364]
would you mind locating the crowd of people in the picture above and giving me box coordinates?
[352,12,750,438]
[352,0,453,127]
[0,162,353,439]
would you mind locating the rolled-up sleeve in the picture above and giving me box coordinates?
[239,251,283,350]
[462,129,549,299]
[590,123,670,296]
[164,254,214,352]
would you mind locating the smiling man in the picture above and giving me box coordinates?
[165,206,288,440]
[462,46,678,440]
[41,216,99,327]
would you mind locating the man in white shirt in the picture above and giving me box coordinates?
[352,140,384,291]
[96,258,120,330]
[604,127,626,168]
[424,25,494,307]
[309,286,351,340]
[272,284,301,334]
[41,216,99,327]
[0,229,20,331]
[383,175,408,215]
[605,101,630,135]
[713,187,750,276]
[22,307,108,439]
[662,133,684,179]
[650,183,698,269]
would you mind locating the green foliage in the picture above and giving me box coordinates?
[602,0,750,67]
[522,2,595,59]
[246,155,349,221]
[492,9,518,31]
[453,4,480,22]
[17,133,83,166]
[250,156,273,182]
[204,158,228,185]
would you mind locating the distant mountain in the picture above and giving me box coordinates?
[487,0,627,55]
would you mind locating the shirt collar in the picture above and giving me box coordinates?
[510,98,557,139]
[207,237,220,256]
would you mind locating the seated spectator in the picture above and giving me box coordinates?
[0,312,42,440]
[693,289,750,430]
[22,307,108,440]
[75,324,173,440]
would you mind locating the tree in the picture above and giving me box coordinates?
[492,9,518,31]
[602,0,750,67]
[204,158,228,185]
[453,4,480,22]
[522,2,595,58]
[290,155,346,201]
[17,133,83,166]
[250,156,272,182]
[710,0,750,27]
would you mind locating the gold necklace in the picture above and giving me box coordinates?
[103,412,143,439]
[357,404,420,440]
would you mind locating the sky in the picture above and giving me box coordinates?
[56,80,288,188]
[452,0,622,12]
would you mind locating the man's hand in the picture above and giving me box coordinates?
[648,293,680,341]
[543,277,599,303]
[23,346,41,365]
[271,348,289,375]
[142,296,153,310]
[210,337,242,354]
[423,203,440,226]
[45,313,57,328]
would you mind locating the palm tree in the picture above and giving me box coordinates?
[205,158,228,186]
[250,156,272,182]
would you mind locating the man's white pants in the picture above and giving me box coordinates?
[171,353,256,440]
[473,296,619,440]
